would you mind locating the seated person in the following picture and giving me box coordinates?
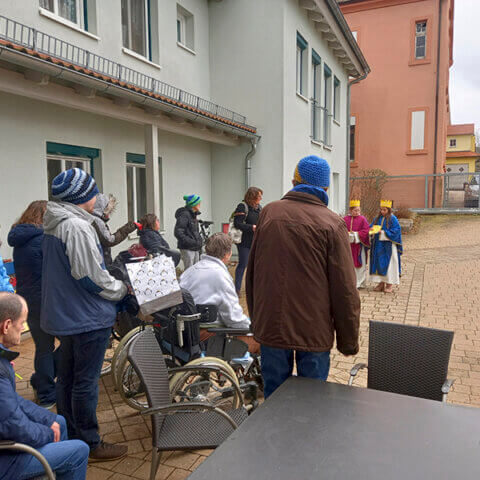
[0,292,89,480]
[138,213,181,266]
[179,233,259,354]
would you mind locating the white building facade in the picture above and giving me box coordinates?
[0,0,368,259]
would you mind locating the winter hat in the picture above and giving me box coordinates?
[183,194,201,208]
[294,155,330,188]
[51,168,99,205]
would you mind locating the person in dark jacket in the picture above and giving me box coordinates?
[8,200,58,408]
[233,187,263,293]
[92,193,137,266]
[246,156,360,398]
[174,194,203,270]
[138,213,181,266]
[0,292,89,480]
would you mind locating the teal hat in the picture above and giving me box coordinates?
[184,194,201,208]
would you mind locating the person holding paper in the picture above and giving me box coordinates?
[369,200,403,294]
[343,200,370,289]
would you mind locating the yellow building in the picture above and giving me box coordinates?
[445,124,479,176]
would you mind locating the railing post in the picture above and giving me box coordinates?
[85,50,90,69]
[425,175,429,209]
[31,28,36,50]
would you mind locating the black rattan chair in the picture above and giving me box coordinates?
[349,321,454,402]
[0,441,55,479]
[127,328,248,480]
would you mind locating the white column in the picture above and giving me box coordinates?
[145,124,160,218]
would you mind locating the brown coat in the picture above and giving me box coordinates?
[246,191,360,355]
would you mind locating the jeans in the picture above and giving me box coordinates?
[27,305,58,405]
[56,327,111,449]
[234,245,250,293]
[10,415,89,480]
[180,249,200,270]
[260,345,330,398]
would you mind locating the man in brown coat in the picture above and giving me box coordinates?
[246,155,360,398]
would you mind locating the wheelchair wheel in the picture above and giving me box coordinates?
[169,357,242,410]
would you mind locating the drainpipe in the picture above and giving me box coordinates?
[345,73,368,212]
[244,137,258,189]
[431,0,443,208]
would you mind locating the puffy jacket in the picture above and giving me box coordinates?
[138,228,181,266]
[92,193,137,266]
[233,202,262,249]
[7,224,43,306]
[41,201,127,336]
[0,343,57,480]
[0,256,14,293]
[246,191,360,355]
[174,207,202,251]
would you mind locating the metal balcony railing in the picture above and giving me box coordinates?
[311,100,332,146]
[0,14,250,128]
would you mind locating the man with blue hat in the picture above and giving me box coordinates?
[42,168,128,462]
[246,156,360,398]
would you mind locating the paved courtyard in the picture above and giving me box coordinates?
[13,214,480,478]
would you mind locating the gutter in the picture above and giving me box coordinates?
[345,73,368,211]
[244,137,259,189]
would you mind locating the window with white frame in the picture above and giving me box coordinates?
[311,50,321,141]
[121,0,150,59]
[410,110,426,150]
[323,64,333,145]
[47,155,91,200]
[449,138,457,148]
[296,32,308,96]
[415,21,427,60]
[333,76,341,122]
[350,116,356,162]
[40,0,85,28]
[177,4,194,51]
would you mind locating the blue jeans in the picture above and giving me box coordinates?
[27,305,58,405]
[260,345,331,398]
[56,327,111,449]
[234,245,250,293]
[10,415,89,480]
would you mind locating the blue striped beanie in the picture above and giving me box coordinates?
[51,168,99,205]
[183,194,201,208]
[294,155,330,188]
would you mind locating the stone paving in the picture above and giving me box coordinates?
[13,214,480,478]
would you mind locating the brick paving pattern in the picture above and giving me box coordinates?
[12,215,480,478]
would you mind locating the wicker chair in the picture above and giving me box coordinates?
[127,328,248,480]
[349,321,454,402]
[0,441,55,479]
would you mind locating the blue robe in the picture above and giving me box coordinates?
[369,214,403,276]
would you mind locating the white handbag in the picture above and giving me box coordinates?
[228,202,247,244]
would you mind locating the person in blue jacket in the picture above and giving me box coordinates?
[0,292,89,480]
[0,237,14,293]
[8,200,57,408]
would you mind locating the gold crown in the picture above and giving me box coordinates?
[349,200,360,208]
[380,200,393,208]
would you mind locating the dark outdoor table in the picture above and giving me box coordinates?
[188,376,480,480]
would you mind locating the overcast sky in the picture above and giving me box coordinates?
[450,0,479,132]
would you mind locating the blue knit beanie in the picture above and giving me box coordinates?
[51,168,99,205]
[184,194,201,208]
[294,155,330,188]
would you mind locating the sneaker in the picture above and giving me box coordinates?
[89,442,128,463]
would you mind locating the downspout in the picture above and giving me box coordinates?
[345,73,368,212]
[431,0,443,207]
[244,137,258,189]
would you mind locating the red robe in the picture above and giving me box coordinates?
[343,215,370,268]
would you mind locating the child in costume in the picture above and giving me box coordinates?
[343,200,370,289]
[369,200,403,294]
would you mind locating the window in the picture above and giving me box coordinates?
[126,153,163,228]
[40,0,85,28]
[122,0,150,59]
[350,116,356,162]
[323,64,332,145]
[332,172,340,213]
[333,77,341,122]
[410,109,426,151]
[177,4,194,51]
[449,139,457,148]
[311,50,321,141]
[47,156,91,200]
[415,21,427,60]
[296,32,308,96]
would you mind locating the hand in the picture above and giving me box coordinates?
[50,421,61,442]
[252,225,256,231]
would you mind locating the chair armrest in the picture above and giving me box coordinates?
[206,327,252,335]
[0,442,55,479]
[442,378,455,402]
[141,402,239,429]
[348,363,367,386]
[167,365,244,407]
